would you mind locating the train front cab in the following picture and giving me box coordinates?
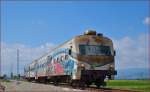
[72,33,117,88]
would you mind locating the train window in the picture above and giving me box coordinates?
[59,56,62,62]
[79,45,111,56]
[38,64,40,68]
[57,57,59,63]
[61,56,65,61]
[79,45,86,55]
[99,45,111,55]
[53,59,56,63]
[69,49,72,55]
[60,56,63,61]
[47,55,52,63]
[57,57,60,63]
[65,55,68,60]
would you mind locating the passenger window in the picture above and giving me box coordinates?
[69,49,72,55]
[47,56,52,63]
[65,55,68,60]
[57,57,59,63]
[60,56,63,61]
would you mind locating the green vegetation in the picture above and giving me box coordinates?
[0,79,11,82]
[106,80,150,92]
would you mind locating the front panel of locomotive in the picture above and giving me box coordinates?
[74,30,117,86]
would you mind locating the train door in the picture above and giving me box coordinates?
[76,63,85,80]
[35,62,38,79]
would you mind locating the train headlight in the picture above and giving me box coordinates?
[110,65,113,68]
[81,64,85,67]
[72,75,76,79]
[109,65,114,68]
[109,65,114,71]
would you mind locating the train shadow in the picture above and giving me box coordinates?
[26,80,116,91]
[37,81,113,90]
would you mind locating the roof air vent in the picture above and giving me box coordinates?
[97,33,103,37]
[84,29,96,35]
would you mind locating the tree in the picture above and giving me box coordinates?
[11,72,13,79]
[2,74,7,79]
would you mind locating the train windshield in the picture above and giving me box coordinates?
[79,45,111,56]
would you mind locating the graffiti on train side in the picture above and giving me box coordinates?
[47,48,75,76]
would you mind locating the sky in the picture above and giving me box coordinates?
[1,1,149,76]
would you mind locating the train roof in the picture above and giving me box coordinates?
[25,30,112,67]
[26,37,74,67]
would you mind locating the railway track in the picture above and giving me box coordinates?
[2,80,141,92]
[43,82,140,92]
[86,87,140,92]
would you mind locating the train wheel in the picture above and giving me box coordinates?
[95,81,106,88]
[44,78,49,84]
[54,82,58,86]
[102,82,106,87]
[95,83,101,88]
[54,80,59,86]
[95,76,105,88]
[71,80,78,88]
[86,81,92,87]
[53,77,59,86]
[79,81,85,90]
[95,80,102,88]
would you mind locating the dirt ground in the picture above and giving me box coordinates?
[0,80,139,92]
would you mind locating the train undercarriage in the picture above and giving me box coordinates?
[25,69,117,89]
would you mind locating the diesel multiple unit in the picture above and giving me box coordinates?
[24,30,117,88]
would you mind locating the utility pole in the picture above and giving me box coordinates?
[10,63,13,79]
[17,49,20,79]
[0,54,2,77]
[0,43,1,78]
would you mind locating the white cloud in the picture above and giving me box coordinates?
[1,42,55,76]
[1,34,149,76]
[113,34,149,69]
[143,17,150,25]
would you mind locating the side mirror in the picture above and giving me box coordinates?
[114,50,116,56]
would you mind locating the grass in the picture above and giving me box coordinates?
[0,79,11,82]
[106,80,150,92]
[0,79,11,86]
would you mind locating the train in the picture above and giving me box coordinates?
[24,30,117,88]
